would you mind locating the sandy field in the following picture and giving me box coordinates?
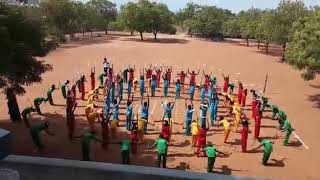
[0,32,319,180]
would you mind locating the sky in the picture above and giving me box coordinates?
[81,0,320,13]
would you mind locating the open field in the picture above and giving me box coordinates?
[0,32,319,180]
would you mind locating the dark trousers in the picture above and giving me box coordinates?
[82,143,90,161]
[31,130,43,148]
[157,153,167,168]
[121,150,130,164]
[208,157,216,172]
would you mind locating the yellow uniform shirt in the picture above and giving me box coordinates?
[110,120,117,129]
[220,119,230,130]
[190,122,199,136]
[138,119,145,131]
[87,112,99,123]
[85,104,94,117]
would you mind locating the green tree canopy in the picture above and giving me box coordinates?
[86,0,117,34]
[285,9,320,80]
[0,3,53,121]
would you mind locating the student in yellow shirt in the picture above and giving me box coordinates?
[137,117,147,143]
[232,103,241,132]
[195,84,201,100]
[85,103,94,118]
[190,119,199,147]
[87,111,100,132]
[110,119,118,139]
[219,116,231,143]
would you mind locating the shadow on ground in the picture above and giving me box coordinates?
[121,37,189,44]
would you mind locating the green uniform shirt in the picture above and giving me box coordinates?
[283,119,293,132]
[228,83,235,88]
[261,139,273,153]
[120,139,131,151]
[47,87,55,95]
[278,110,287,120]
[270,104,279,112]
[31,123,48,132]
[123,69,129,77]
[22,107,36,116]
[154,138,168,154]
[34,97,46,104]
[60,83,66,91]
[205,146,217,158]
[81,132,96,146]
[99,73,105,81]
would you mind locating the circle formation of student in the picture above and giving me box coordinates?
[23,57,293,173]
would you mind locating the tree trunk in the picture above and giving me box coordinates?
[153,32,157,40]
[82,29,84,37]
[257,40,260,49]
[246,38,249,47]
[130,30,134,36]
[6,89,21,122]
[105,29,108,35]
[265,42,269,54]
[140,31,143,40]
[281,43,286,62]
[91,31,93,37]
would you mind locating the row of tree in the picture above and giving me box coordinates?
[10,0,176,41]
[175,1,320,80]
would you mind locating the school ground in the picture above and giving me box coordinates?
[0,32,319,180]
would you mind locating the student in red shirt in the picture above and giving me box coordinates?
[237,82,243,104]
[254,110,262,139]
[222,73,229,93]
[177,70,187,93]
[195,126,209,157]
[155,66,162,87]
[90,67,95,90]
[188,69,200,85]
[162,120,171,143]
[241,89,248,107]
[202,71,212,91]
[128,65,135,82]
[241,115,249,152]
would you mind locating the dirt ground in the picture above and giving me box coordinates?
[1,32,320,180]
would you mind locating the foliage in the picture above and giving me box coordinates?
[285,9,320,80]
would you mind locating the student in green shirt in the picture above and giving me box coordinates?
[278,110,287,129]
[199,143,228,173]
[282,119,293,146]
[30,122,55,149]
[267,104,279,120]
[109,139,133,164]
[75,131,102,161]
[21,106,37,128]
[149,134,169,168]
[228,83,235,94]
[60,80,70,99]
[122,68,129,83]
[98,73,106,86]
[33,97,48,115]
[253,138,273,165]
[47,84,56,105]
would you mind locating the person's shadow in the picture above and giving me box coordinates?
[267,158,286,167]
[174,162,190,171]
[213,165,246,175]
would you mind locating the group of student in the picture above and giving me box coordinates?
[19,57,294,173]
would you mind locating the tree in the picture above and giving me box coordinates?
[148,3,173,39]
[238,8,261,46]
[174,2,201,29]
[223,17,241,38]
[119,2,138,36]
[270,0,307,61]
[0,3,53,121]
[188,6,229,37]
[86,0,117,35]
[285,9,320,80]
[40,0,83,38]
